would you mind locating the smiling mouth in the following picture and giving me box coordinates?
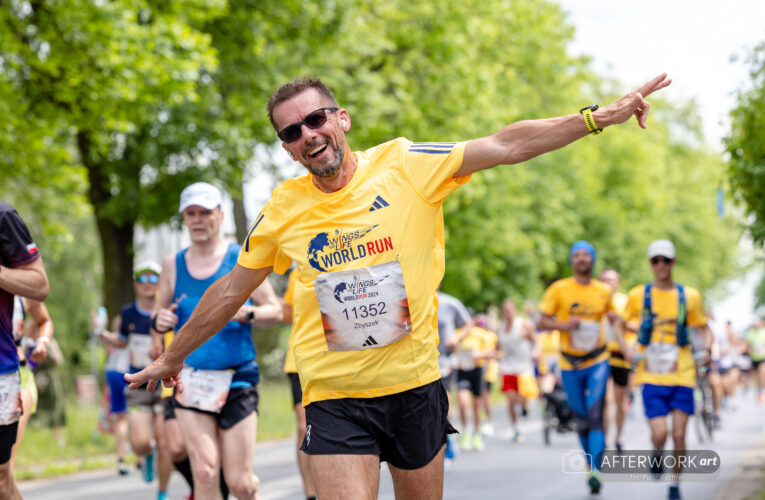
[307,143,328,158]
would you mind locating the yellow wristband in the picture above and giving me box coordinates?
[580,105,602,135]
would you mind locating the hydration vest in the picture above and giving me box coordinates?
[638,283,689,347]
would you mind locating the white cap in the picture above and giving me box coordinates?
[178,182,222,213]
[134,260,161,278]
[647,239,676,259]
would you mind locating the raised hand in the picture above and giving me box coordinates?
[604,73,672,129]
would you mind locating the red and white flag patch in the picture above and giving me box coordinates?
[26,243,38,255]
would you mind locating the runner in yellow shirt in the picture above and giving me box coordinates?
[128,74,671,498]
[624,240,712,500]
[600,268,635,452]
[455,317,496,451]
[538,241,631,495]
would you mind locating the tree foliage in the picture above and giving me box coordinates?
[726,42,765,245]
[1,0,742,345]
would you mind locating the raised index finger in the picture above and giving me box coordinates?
[637,73,671,98]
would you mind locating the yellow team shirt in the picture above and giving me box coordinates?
[606,291,636,369]
[283,268,298,374]
[480,328,499,382]
[456,326,495,370]
[539,277,614,370]
[238,138,469,405]
[161,331,175,398]
[537,329,561,375]
[624,284,707,388]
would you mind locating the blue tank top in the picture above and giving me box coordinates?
[119,301,152,373]
[174,243,258,385]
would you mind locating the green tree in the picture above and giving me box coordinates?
[727,42,765,245]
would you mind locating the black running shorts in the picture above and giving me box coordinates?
[174,385,259,430]
[0,421,19,464]
[288,372,303,407]
[457,367,483,396]
[300,380,456,470]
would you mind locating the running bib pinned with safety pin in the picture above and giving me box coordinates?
[175,366,233,413]
[314,261,412,351]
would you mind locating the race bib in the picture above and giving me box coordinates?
[571,320,602,352]
[128,335,154,369]
[644,343,679,374]
[175,366,233,414]
[0,371,22,425]
[314,261,412,352]
[457,349,477,371]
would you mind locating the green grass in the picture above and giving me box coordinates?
[16,378,296,481]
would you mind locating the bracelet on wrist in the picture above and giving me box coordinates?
[151,314,172,334]
[580,104,603,135]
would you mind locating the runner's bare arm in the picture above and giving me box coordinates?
[126,264,272,391]
[537,313,578,332]
[0,258,49,301]
[456,73,671,176]
[25,298,54,363]
[246,277,283,327]
[611,315,633,363]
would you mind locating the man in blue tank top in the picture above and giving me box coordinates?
[134,183,282,500]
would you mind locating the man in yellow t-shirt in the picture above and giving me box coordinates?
[454,316,496,452]
[539,241,631,495]
[128,74,671,498]
[599,268,634,453]
[624,240,711,500]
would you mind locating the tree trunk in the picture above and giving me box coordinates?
[78,131,136,319]
[232,195,248,244]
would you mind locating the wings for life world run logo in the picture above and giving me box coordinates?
[333,274,390,304]
[307,224,394,272]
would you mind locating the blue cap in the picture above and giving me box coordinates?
[570,240,596,267]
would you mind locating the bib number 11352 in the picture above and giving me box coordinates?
[314,261,412,352]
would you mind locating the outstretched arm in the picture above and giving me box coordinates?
[126,264,273,391]
[456,73,671,176]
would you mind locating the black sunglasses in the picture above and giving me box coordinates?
[277,107,338,143]
[650,256,674,265]
[136,274,159,284]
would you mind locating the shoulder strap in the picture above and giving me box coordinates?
[639,283,654,345]
[676,284,689,346]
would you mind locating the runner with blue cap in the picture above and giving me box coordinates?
[538,240,632,495]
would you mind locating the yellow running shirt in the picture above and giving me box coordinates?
[456,326,495,371]
[537,329,560,375]
[539,277,614,370]
[283,268,298,374]
[605,291,636,369]
[624,284,707,388]
[238,138,469,405]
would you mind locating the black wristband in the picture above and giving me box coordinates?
[151,314,171,334]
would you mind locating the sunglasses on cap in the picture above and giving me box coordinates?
[277,107,338,143]
[650,256,674,265]
[136,274,159,284]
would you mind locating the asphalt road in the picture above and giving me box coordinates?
[19,389,765,499]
